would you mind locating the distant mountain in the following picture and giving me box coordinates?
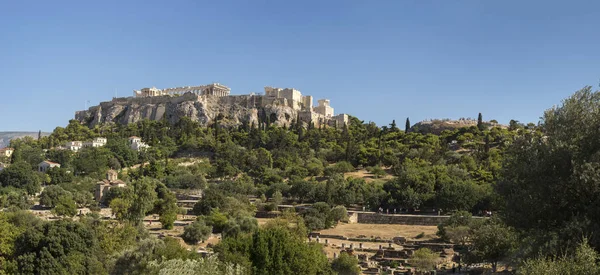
[0,132,50,148]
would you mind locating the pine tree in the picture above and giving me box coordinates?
[405,118,411,133]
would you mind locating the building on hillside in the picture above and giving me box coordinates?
[134,83,231,98]
[95,169,126,202]
[0,148,14,158]
[264,86,314,111]
[313,99,334,118]
[128,136,149,151]
[65,141,83,152]
[83,137,107,148]
[38,161,61,172]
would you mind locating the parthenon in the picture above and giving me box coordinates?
[134,83,230,98]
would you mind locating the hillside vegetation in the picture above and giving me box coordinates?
[1,86,600,273]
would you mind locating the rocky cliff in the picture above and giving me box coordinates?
[75,93,298,128]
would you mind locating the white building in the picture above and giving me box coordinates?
[38,161,61,172]
[0,148,14,158]
[65,141,83,152]
[83,137,107,148]
[128,136,149,151]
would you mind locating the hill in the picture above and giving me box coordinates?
[411,118,507,134]
[0,131,50,148]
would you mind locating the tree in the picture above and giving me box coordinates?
[518,240,600,275]
[13,219,105,274]
[272,190,283,209]
[411,248,438,273]
[249,226,332,275]
[222,215,259,238]
[405,117,411,133]
[466,220,516,272]
[437,211,473,242]
[154,183,179,229]
[110,198,132,221]
[182,220,213,244]
[331,252,360,275]
[0,161,42,195]
[51,195,77,217]
[477,112,484,131]
[498,86,600,254]
[40,185,71,208]
[128,178,158,223]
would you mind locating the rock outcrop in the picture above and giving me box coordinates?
[411,119,507,134]
[75,93,297,128]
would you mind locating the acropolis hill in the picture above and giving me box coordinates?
[75,83,349,128]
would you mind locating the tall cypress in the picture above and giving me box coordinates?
[477,112,484,131]
[405,117,411,133]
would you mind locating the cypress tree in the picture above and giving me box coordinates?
[405,117,411,133]
[477,112,484,131]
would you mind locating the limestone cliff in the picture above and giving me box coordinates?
[75,93,298,128]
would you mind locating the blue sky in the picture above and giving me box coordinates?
[1,0,599,131]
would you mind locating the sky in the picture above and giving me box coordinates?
[1,0,600,131]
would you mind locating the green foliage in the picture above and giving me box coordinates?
[0,187,32,210]
[245,226,331,275]
[182,219,212,244]
[437,211,474,242]
[40,185,70,207]
[0,161,42,195]
[518,240,600,275]
[410,248,438,272]
[498,86,600,255]
[72,147,113,176]
[46,167,74,184]
[465,220,517,272]
[12,219,105,274]
[153,182,179,229]
[331,252,360,275]
[148,256,246,275]
[51,195,78,217]
[222,214,259,238]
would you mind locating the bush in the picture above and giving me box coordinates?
[331,252,360,275]
[182,219,213,244]
[415,232,425,239]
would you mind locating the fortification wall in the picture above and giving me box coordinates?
[218,95,263,108]
[108,93,199,106]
